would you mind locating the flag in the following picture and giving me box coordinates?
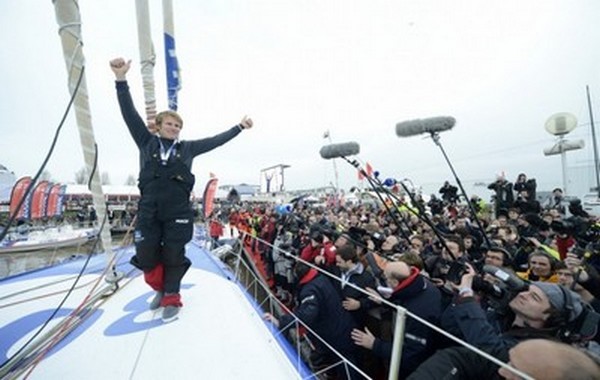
[9,176,33,221]
[202,177,219,219]
[30,180,50,220]
[46,184,63,218]
[358,162,373,180]
[163,0,181,111]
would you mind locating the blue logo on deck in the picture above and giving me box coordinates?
[104,283,194,336]
[0,308,103,363]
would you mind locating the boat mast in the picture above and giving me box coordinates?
[135,0,157,129]
[586,85,600,197]
[52,0,114,260]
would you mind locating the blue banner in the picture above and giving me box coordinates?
[164,33,181,111]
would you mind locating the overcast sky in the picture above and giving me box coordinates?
[2,0,600,198]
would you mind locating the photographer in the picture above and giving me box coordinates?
[545,188,566,215]
[488,173,514,218]
[424,235,468,287]
[513,173,537,202]
[409,263,591,379]
[271,230,297,301]
[299,227,336,270]
[562,253,600,310]
[439,181,459,205]
[514,190,541,215]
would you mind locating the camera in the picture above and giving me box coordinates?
[446,258,470,284]
[447,262,530,314]
[346,226,386,250]
[550,220,576,236]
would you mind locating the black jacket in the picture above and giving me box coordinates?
[279,270,358,356]
[371,273,442,377]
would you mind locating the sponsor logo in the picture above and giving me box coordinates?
[175,219,189,224]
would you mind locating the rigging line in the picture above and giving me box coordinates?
[0,250,132,309]
[0,194,105,373]
[15,272,138,380]
[0,245,132,304]
[129,310,160,380]
[0,277,104,309]
[20,217,117,376]
[0,65,86,244]
[240,231,534,380]
[12,266,138,379]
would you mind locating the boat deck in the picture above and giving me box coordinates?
[0,240,307,379]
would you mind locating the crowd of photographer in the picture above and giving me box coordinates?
[224,173,600,379]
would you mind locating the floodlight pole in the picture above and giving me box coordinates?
[586,85,600,197]
[559,137,569,195]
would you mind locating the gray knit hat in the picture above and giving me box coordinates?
[532,282,583,323]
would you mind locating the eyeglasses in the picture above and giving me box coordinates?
[530,261,549,266]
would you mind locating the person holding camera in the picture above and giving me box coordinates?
[545,188,566,215]
[300,227,336,270]
[408,262,591,379]
[561,253,600,311]
[439,181,459,205]
[488,173,515,218]
[513,173,537,202]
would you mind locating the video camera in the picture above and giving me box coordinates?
[446,261,529,314]
[450,263,600,341]
[347,226,386,250]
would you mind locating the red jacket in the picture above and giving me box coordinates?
[209,219,224,238]
[300,241,336,266]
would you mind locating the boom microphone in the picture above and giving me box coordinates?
[319,142,360,159]
[395,116,456,137]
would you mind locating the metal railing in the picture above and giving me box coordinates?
[203,228,534,380]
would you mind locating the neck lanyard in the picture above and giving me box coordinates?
[157,137,178,165]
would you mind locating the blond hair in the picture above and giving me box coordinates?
[155,110,183,129]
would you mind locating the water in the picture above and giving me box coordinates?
[0,235,130,279]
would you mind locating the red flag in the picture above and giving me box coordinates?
[46,184,62,218]
[30,181,50,220]
[9,176,33,220]
[202,177,219,219]
[357,162,373,180]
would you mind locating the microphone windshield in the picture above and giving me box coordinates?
[395,116,456,138]
[319,142,360,160]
